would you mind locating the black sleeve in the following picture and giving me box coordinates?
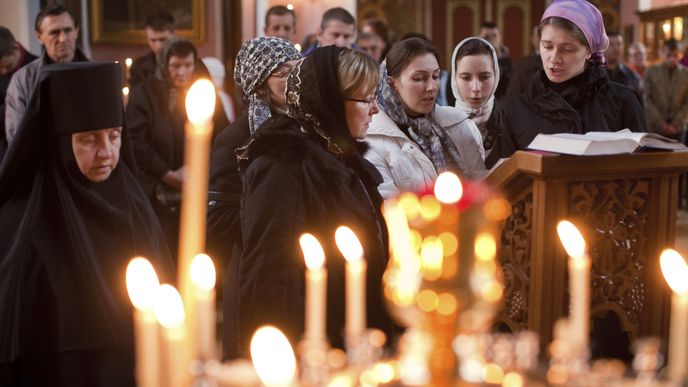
[618,86,647,133]
[126,83,172,180]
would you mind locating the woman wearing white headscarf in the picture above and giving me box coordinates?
[450,37,503,167]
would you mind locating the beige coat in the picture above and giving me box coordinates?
[642,62,688,135]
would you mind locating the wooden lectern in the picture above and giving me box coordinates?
[486,150,688,350]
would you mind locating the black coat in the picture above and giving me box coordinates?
[223,115,394,358]
[495,66,646,157]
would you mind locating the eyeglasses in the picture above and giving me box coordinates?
[270,66,293,79]
[347,95,377,107]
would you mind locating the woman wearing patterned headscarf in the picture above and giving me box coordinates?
[494,0,646,157]
[365,37,487,199]
[206,38,301,328]
[222,46,395,359]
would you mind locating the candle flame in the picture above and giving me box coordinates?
[660,249,688,294]
[434,172,463,204]
[300,233,325,270]
[153,284,186,329]
[126,257,160,310]
[556,220,586,259]
[335,226,363,263]
[122,86,129,96]
[190,253,216,291]
[250,326,296,386]
[125,57,132,67]
[185,79,216,126]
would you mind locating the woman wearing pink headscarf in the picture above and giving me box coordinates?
[493,0,646,157]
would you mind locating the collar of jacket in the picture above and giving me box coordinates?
[368,105,470,138]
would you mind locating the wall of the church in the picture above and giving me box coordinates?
[89,0,223,65]
[0,0,41,54]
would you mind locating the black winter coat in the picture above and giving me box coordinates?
[223,115,395,359]
[494,65,646,157]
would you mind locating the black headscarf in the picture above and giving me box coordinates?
[0,62,173,362]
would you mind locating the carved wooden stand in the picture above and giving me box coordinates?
[486,151,688,350]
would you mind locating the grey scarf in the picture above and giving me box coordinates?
[376,62,465,174]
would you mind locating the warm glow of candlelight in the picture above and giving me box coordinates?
[185,79,216,127]
[250,326,296,386]
[126,257,160,310]
[557,220,586,259]
[190,253,216,292]
[125,57,132,67]
[300,233,325,269]
[474,233,496,261]
[660,249,688,294]
[434,172,463,204]
[335,226,363,262]
[286,3,294,10]
[153,284,186,329]
[122,86,129,96]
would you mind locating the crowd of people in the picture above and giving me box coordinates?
[1,0,685,384]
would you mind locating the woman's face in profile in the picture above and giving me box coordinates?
[265,59,299,112]
[390,52,440,116]
[539,24,591,83]
[455,53,495,108]
[72,127,122,182]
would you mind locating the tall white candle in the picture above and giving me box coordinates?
[190,253,216,360]
[335,226,367,339]
[153,284,187,387]
[660,249,688,382]
[299,233,327,341]
[126,257,161,387]
[557,221,590,352]
[179,79,216,369]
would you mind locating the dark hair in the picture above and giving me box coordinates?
[481,21,498,30]
[0,27,17,58]
[363,18,389,42]
[145,11,175,31]
[455,38,494,62]
[265,5,295,26]
[664,38,679,51]
[385,37,440,78]
[606,30,622,38]
[34,4,78,32]
[321,7,355,30]
[166,39,197,63]
[538,16,588,49]
[400,32,430,41]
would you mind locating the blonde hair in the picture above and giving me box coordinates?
[337,48,380,99]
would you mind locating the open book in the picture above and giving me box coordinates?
[527,129,688,155]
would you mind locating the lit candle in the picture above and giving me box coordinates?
[250,326,297,387]
[126,257,161,387]
[335,226,367,339]
[660,249,688,382]
[153,284,187,387]
[125,57,132,81]
[190,253,216,360]
[299,233,327,341]
[556,220,590,353]
[179,79,216,363]
[122,86,129,107]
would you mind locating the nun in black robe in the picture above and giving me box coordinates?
[0,62,173,386]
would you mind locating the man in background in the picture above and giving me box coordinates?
[480,21,512,100]
[0,26,37,160]
[356,32,384,62]
[129,11,175,88]
[627,42,648,78]
[263,5,296,42]
[302,7,356,55]
[643,38,688,139]
[5,4,87,144]
[605,31,641,97]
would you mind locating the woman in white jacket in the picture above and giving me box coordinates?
[365,37,487,199]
